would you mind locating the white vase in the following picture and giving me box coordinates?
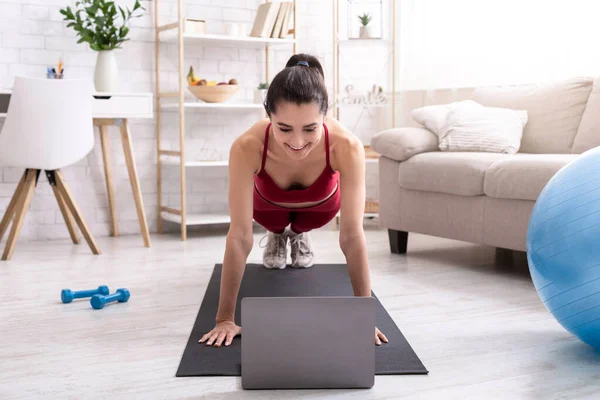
[359,26,371,39]
[254,89,267,104]
[94,50,119,92]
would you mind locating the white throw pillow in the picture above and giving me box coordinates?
[411,102,455,134]
[412,100,528,153]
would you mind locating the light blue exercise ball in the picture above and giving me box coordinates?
[527,146,600,349]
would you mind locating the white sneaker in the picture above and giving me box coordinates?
[288,229,314,268]
[259,231,288,269]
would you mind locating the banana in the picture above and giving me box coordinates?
[187,66,200,85]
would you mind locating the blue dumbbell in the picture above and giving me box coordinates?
[61,286,109,303]
[90,288,130,310]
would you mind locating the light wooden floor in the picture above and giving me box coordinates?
[1,225,599,399]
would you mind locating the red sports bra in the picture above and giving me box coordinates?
[254,122,340,204]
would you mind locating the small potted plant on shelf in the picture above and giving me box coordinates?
[358,12,372,39]
[60,0,145,92]
[255,82,269,104]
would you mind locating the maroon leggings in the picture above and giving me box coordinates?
[253,188,340,234]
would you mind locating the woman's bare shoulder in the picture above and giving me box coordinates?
[325,117,364,170]
[233,118,269,148]
[230,118,270,172]
[326,116,359,143]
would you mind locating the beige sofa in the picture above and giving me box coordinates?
[371,77,600,253]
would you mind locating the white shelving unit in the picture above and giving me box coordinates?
[160,211,232,226]
[161,156,229,167]
[155,0,297,240]
[333,0,396,124]
[161,102,264,110]
[332,0,397,219]
[161,31,296,48]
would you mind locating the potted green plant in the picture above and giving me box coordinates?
[60,0,145,92]
[358,12,372,39]
[255,82,269,104]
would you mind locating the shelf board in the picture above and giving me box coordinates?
[160,156,376,167]
[161,211,231,226]
[337,38,392,44]
[161,102,263,110]
[161,156,228,167]
[334,211,379,218]
[160,30,296,48]
[0,113,6,118]
[162,211,378,226]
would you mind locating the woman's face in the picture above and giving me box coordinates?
[270,101,324,161]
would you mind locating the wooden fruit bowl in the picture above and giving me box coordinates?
[188,84,238,103]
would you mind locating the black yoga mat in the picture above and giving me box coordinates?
[176,264,428,377]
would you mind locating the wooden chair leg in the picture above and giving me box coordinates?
[0,170,28,243]
[47,171,80,245]
[54,170,101,255]
[2,169,37,261]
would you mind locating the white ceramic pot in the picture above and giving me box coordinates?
[94,50,119,92]
[226,23,239,36]
[237,23,249,37]
[359,26,371,39]
[254,89,267,104]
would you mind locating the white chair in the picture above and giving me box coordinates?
[0,77,100,260]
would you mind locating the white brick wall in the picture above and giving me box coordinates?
[0,0,383,242]
[3,33,46,49]
[22,5,49,20]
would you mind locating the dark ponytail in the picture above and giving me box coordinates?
[264,53,329,116]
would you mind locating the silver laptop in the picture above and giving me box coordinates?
[241,296,376,390]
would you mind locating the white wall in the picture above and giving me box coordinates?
[0,0,382,241]
[394,0,600,90]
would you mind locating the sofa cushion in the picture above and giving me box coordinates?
[484,154,579,201]
[370,127,439,162]
[571,77,600,154]
[398,152,508,196]
[472,77,594,154]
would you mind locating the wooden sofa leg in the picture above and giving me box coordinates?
[388,229,408,254]
[495,248,514,264]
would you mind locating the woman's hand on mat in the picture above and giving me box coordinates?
[376,327,388,346]
[199,320,241,347]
